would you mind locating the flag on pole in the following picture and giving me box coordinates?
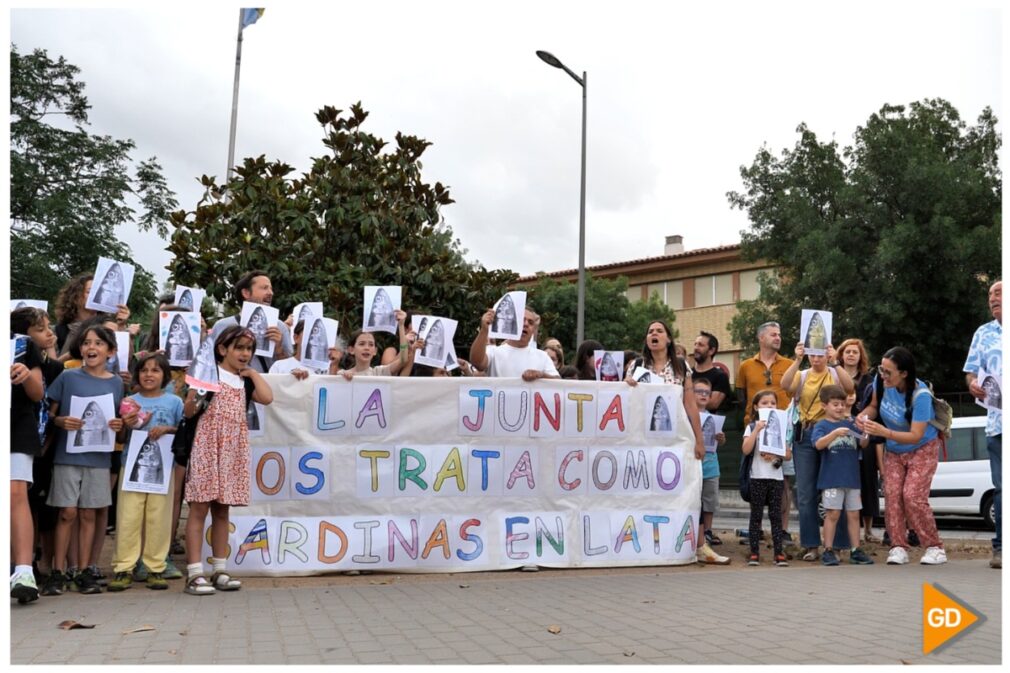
[240,8,265,29]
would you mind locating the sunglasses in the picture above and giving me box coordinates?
[877,364,897,378]
[763,369,772,386]
[692,388,711,396]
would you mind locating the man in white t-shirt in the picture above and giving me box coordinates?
[469,306,560,381]
[470,303,558,572]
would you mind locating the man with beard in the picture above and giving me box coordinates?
[209,270,292,372]
[691,331,732,412]
[965,279,1002,569]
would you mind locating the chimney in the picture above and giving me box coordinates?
[664,235,684,255]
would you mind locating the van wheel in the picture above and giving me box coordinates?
[982,493,995,529]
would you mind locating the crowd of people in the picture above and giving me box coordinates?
[9,267,1002,605]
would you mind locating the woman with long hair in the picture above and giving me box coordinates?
[856,346,946,566]
[836,337,881,543]
[625,321,706,462]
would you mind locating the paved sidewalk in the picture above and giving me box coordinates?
[10,560,1001,665]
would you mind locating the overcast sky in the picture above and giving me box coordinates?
[9,2,1004,291]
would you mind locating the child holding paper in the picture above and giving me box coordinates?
[183,326,273,595]
[108,353,183,592]
[811,385,874,566]
[339,311,420,379]
[692,379,729,565]
[742,390,792,567]
[43,324,126,596]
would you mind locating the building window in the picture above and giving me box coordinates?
[714,274,733,305]
[626,286,642,303]
[739,269,762,301]
[693,275,714,307]
[665,280,683,310]
[647,283,666,303]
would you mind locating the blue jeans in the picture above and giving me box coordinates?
[988,434,1001,551]
[793,433,851,550]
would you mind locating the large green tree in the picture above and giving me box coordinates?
[529,275,677,362]
[727,99,1001,391]
[167,103,516,350]
[10,45,176,316]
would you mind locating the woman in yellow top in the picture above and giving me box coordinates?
[782,342,854,561]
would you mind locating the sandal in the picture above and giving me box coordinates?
[802,547,819,562]
[185,575,216,596]
[211,571,242,591]
[864,533,882,544]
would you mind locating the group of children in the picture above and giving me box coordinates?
[741,384,875,567]
[10,305,276,603]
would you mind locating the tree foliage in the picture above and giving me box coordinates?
[530,275,677,362]
[727,99,1001,390]
[167,103,517,349]
[10,44,176,316]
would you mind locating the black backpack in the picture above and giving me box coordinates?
[738,422,756,502]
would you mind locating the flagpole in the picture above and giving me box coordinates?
[226,8,244,185]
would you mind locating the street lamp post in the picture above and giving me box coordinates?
[536,50,587,347]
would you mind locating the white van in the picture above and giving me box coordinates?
[879,416,995,528]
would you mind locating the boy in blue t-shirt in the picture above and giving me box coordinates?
[811,384,874,566]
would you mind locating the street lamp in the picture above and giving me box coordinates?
[536,50,587,347]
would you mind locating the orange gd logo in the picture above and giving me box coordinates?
[922,583,986,655]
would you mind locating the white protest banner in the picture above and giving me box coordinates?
[292,302,324,329]
[799,309,832,356]
[122,430,173,495]
[85,257,135,313]
[976,364,1003,413]
[300,317,339,371]
[415,316,457,369]
[700,412,726,453]
[757,408,789,456]
[201,376,702,575]
[489,291,526,340]
[10,300,47,313]
[186,335,220,393]
[594,350,625,382]
[115,331,131,373]
[159,311,201,367]
[67,393,116,453]
[631,366,654,384]
[240,302,280,358]
[173,286,206,313]
[362,286,401,335]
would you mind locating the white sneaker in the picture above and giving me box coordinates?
[698,543,731,565]
[10,570,39,604]
[920,546,948,565]
[886,546,910,565]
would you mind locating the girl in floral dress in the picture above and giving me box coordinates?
[183,326,273,595]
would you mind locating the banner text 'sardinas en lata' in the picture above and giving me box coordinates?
[204,377,702,575]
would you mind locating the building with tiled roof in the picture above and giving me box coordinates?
[514,235,775,381]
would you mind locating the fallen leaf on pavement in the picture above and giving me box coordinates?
[178,630,189,636]
[123,625,155,635]
[168,650,177,655]
[369,579,392,585]
[458,584,470,589]
[547,625,562,634]
[58,620,95,630]
[641,600,655,604]
[624,650,636,657]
